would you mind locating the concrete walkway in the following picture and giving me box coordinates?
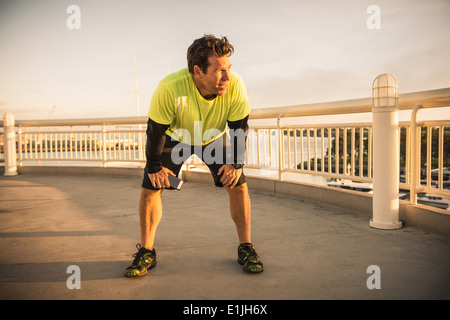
[0,171,449,300]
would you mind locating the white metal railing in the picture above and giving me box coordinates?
[246,124,374,182]
[1,88,449,206]
[245,120,450,199]
[0,117,147,167]
[16,126,146,165]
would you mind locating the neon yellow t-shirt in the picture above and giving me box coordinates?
[148,68,251,146]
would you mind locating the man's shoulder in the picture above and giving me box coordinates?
[160,68,191,87]
[230,71,245,87]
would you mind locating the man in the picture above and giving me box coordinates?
[124,35,263,277]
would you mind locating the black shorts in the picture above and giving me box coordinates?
[142,134,246,190]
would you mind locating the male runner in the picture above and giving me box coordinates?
[124,35,263,277]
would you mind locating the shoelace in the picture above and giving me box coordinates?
[131,244,148,266]
[241,244,259,261]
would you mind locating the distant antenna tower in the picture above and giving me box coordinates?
[48,105,56,118]
[131,52,141,116]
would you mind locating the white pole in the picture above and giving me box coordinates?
[131,52,144,162]
[370,74,402,230]
[3,112,18,176]
[409,104,423,205]
[277,114,284,181]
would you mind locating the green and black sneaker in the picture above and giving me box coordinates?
[124,244,157,277]
[237,243,264,273]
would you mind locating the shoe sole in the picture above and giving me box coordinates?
[238,258,264,273]
[124,260,157,277]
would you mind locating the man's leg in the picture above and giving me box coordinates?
[125,133,187,277]
[226,183,251,244]
[138,136,185,250]
[226,182,264,273]
[139,187,163,250]
[124,187,162,277]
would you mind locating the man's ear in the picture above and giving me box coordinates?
[193,65,203,78]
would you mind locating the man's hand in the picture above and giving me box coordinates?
[147,167,176,189]
[218,164,242,188]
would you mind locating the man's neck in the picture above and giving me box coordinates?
[192,75,216,100]
[203,94,217,101]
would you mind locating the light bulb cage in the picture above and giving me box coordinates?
[372,73,399,111]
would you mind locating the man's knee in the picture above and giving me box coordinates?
[141,187,162,200]
[225,182,248,195]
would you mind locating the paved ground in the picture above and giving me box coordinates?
[0,172,449,301]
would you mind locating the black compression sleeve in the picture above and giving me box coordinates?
[227,115,249,165]
[145,118,170,173]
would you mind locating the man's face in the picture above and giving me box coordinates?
[194,55,232,99]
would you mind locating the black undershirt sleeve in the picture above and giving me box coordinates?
[145,118,170,174]
[227,115,249,165]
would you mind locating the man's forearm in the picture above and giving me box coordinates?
[228,115,249,165]
[145,118,170,173]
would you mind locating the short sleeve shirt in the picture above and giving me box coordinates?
[148,68,251,146]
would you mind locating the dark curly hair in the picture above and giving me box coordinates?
[187,34,234,74]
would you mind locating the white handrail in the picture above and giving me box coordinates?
[249,88,450,119]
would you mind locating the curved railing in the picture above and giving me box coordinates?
[1,87,450,207]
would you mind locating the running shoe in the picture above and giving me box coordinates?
[237,243,264,273]
[124,244,157,277]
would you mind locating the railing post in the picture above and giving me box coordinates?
[102,124,107,167]
[277,114,284,181]
[410,104,423,205]
[138,124,144,162]
[370,74,402,230]
[3,112,18,176]
[18,126,23,166]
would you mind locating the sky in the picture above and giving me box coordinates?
[0,0,449,122]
